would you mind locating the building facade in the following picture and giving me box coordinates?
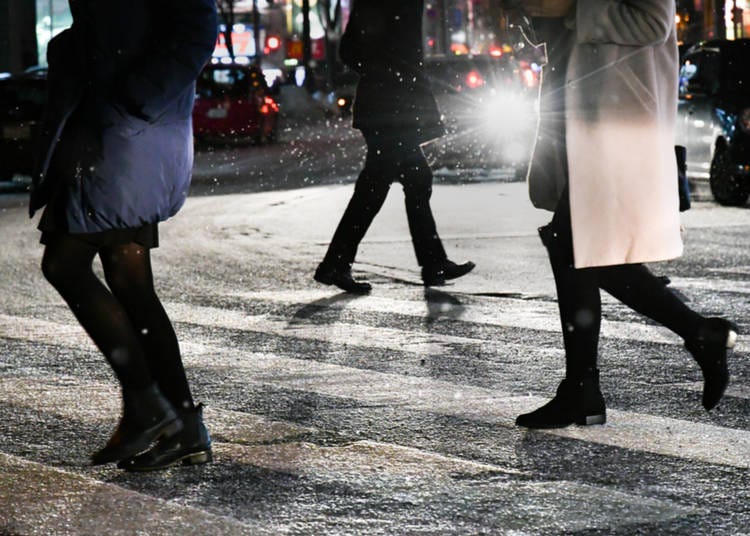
[1,0,747,75]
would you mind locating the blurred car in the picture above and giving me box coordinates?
[677,39,750,206]
[422,52,541,170]
[193,62,279,145]
[310,68,358,119]
[331,68,359,118]
[0,67,47,181]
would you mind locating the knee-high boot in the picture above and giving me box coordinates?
[515,224,606,428]
[597,264,738,411]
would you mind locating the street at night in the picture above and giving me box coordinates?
[0,104,748,534]
[2,0,750,533]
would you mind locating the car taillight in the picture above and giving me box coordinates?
[260,96,279,114]
[518,60,541,88]
[741,108,750,133]
[521,68,538,88]
[465,70,484,89]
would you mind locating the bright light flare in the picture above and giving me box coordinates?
[465,70,484,89]
[479,92,533,140]
[266,36,281,51]
[521,68,537,88]
[263,68,283,88]
[260,96,279,114]
[489,46,503,58]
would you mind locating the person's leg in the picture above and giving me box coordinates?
[397,140,447,268]
[315,132,393,293]
[100,242,212,471]
[598,264,702,340]
[41,235,153,387]
[516,189,606,428]
[518,186,736,420]
[320,167,391,268]
[597,261,736,411]
[41,235,179,464]
[99,243,194,411]
[396,137,474,285]
[543,188,601,374]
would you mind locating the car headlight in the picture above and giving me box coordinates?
[741,108,750,133]
[481,92,532,137]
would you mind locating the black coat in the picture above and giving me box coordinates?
[340,0,443,143]
[526,17,573,211]
[30,0,217,233]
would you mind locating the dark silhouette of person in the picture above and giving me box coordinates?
[29,0,218,469]
[509,0,738,428]
[314,0,475,294]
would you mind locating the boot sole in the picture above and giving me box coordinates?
[517,413,607,429]
[124,448,213,472]
[314,274,371,294]
[576,413,607,426]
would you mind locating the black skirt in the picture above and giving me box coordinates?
[38,195,159,249]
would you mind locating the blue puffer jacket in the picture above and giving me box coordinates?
[29,0,218,233]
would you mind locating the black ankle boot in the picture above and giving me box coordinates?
[685,317,738,411]
[515,370,606,429]
[314,263,372,294]
[422,260,475,286]
[91,383,181,465]
[118,403,212,471]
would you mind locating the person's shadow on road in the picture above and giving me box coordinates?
[423,287,465,325]
[289,292,366,325]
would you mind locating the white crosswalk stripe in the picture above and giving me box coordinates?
[1,296,747,469]
[0,285,746,533]
[227,288,750,352]
[0,376,698,535]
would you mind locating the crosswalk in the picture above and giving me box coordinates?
[0,282,748,535]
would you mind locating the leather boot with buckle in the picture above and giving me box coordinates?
[118,403,212,471]
[91,383,181,465]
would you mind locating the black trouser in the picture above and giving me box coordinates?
[543,187,703,376]
[321,130,447,269]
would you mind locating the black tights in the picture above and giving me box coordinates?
[41,235,194,411]
[545,189,704,375]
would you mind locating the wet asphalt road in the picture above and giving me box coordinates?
[0,115,748,535]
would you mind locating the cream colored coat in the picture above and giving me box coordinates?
[527,0,683,268]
